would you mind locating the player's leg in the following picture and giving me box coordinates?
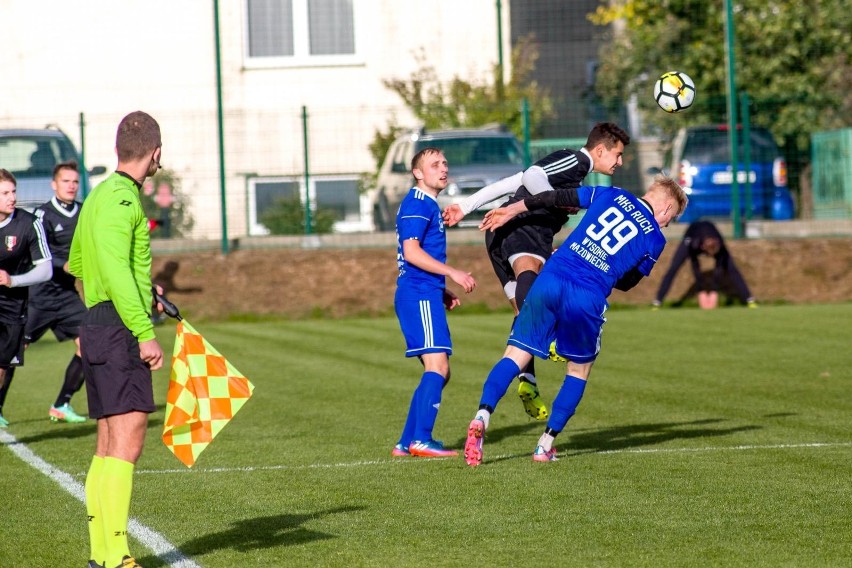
[394,293,457,458]
[50,333,87,423]
[533,287,605,462]
[0,367,13,427]
[511,255,550,420]
[86,419,109,568]
[721,254,757,306]
[0,323,25,426]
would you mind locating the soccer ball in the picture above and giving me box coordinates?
[654,71,696,113]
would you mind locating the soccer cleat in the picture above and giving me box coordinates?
[408,440,458,458]
[49,403,87,423]
[88,561,105,568]
[747,300,759,309]
[532,445,558,462]
[548,341,567,363]
[391,443,412,457]
[464,418,485,466]
[518,380,548,421]
[115,556,143,568]
[0,413,8,428]
[651,300,661,311]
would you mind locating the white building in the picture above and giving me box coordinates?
[0,0,511,239]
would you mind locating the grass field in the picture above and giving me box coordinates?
[2,303,851,567]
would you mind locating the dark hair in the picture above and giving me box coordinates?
[411,147,444,172]
[585,122,630,150]
[116,111,162,162]
[52,160,79,179]
[0,168,16,186]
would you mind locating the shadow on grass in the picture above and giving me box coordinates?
[13,406,166,444]
[449,420,541,449]
[476,418,762,465]
[566,418,762,455]
[141,505,366,563]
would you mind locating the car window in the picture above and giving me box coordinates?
[682,129,780,163]
[416,137,525,167]
[0,135,78,178]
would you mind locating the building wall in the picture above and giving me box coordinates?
[0,0,511,238]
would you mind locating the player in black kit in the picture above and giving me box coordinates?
[26,161,90,423]
[0,168,53,427]
[443,122,630,420]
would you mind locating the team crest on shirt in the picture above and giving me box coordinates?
[4,236,16,251]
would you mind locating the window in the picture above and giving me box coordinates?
[245,0,358,66]
[248,175,364,235]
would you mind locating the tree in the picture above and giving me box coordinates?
[589,0,851,193]
[141,168,194,238]
[367,35,554,172]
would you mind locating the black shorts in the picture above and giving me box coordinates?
[79,303,156,419]
[486,222,556,290]
[24,299,86,344]
[0,324,26,367]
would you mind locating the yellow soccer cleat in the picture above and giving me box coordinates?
[548,341,567,363]
[518,380,548,421]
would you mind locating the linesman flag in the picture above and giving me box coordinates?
[158,292,254,467]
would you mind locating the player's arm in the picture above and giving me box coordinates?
[614,266,645,292]
[401,239,476,293]
[479,187,583,232]
[6,260,52,287]
[444,172,523,226]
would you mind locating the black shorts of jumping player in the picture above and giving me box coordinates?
[79,302,156,419]
[0,324,26,367]
[485,218,557,290]
[24,300,87,344]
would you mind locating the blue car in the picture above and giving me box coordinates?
[665,125,795,223]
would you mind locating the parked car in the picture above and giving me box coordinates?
[369,126,526,230]
[654,125,794,223]
[0,126,105,210]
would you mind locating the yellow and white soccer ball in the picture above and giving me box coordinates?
[654,71,696,113]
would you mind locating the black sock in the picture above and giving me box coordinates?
[54,355,84,408]
[0,368,15,413]
[515,270,538,307]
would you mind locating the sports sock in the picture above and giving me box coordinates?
[474,408,491,430]
[0,367,15,413]
[100,457,135,567]
[537,427,559,452]
[413,371,445,443]
[479,358,522,412]
[518,372,537,386]
[85,456,106,565]
[54,354,84,407]
[546,375,587,434]
[398,383,422,448]
[515,270,538,307]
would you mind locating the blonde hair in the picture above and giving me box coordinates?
[650,174,688,217]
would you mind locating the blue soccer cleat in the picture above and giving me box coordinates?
[49,403,87,423]
[408,440,458,458]
[532,445,558,462]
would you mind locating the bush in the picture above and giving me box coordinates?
[259,196,336,235]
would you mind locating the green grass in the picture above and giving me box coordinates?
[2,303,851,567]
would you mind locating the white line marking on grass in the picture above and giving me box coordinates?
[0,429,200,568]
[109,441,852,476]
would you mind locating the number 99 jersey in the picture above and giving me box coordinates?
[548,185,666,296]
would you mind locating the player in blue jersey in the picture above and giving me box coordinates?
[463,175,688,466]
[393,147,477,458]
[443,123,630,422]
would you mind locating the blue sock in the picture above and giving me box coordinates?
[547,375,587,432]
[479,358,522,412]
[413,371,445,443]
[397,383,422,448]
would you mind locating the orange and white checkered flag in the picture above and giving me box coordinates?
[162,319,254,467]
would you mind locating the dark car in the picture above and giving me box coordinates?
[0,127,105,210]
[368,127,526,230]
[663,125,794,223]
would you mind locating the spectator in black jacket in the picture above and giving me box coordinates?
[653,220,757,309]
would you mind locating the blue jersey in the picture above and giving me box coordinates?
[545,186,666,297]
[395,188,446,298]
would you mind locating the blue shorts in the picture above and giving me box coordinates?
[395,290,452,357]
[508,270,607,364]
